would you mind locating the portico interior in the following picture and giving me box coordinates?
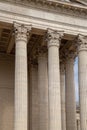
[0,21,77,130]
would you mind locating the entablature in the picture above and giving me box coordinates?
[0,1,87,37]
[1,0,87,19]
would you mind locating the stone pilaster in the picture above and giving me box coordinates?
[38,52,48,130]
[60,63,66,130]
[78,34,87,130]
[47,29,63,130]
[65,53,76,130]
[29,62,39,130]
[14,22,31,130]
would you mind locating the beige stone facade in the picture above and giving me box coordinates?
[0,0,87,130]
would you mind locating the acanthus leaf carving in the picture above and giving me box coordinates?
[78,34,87,51]
[46,28,64,48]
[14,22,32,43]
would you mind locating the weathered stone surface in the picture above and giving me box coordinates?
[60,64,66,130]
[14,23,31,130]
[38,53,48,130]
[78,35,87,130]
[0,55,14,130]
[65,55,77,130]
[29,64,39,130]
[47,29,63,130]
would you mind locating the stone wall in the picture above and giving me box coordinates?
[0,54,14,130]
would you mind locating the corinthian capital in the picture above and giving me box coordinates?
[78,34,87,51]
[47,29,64,48]
[14,22,32,43]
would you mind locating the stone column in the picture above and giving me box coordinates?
[47,29,63,130]
[77,120,80,130]
[65,53,76,130]
[38,52,48,130]
[14,23,31,130]
[29,62,39,130]
[60,63,66,130]
[78,34,87,130]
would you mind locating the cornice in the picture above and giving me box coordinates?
[1,0,87,18]
[76,0,87,6]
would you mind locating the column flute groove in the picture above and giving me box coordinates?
[60,63,66,130]
[38,52,48,130]
[14,22,31,130]
[65,52,76,130]
[78,34,87,130]
[29,62,39,130]
[47,29,63,130]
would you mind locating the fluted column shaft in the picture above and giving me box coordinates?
[47,29,63,130]
[65,56,76,130]
[14,23,31,130]
[78,34,87,130]
[30,64,39,130]
[38,53,48,130]
[60,64,66,130]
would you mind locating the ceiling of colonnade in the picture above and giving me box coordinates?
[0,21,77,63]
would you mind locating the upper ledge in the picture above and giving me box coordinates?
[47,0,87,7]
[0,0,87,18]
[3,0,87,8]
[76,0,87,6]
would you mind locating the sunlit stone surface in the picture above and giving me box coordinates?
[0,0,87,130]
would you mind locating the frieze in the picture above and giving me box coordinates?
[2,0,87,19]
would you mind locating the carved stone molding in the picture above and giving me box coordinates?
[46,29,64,48]
[77,34,87,52]
[3,0,87,18]
[14,22,32,43]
